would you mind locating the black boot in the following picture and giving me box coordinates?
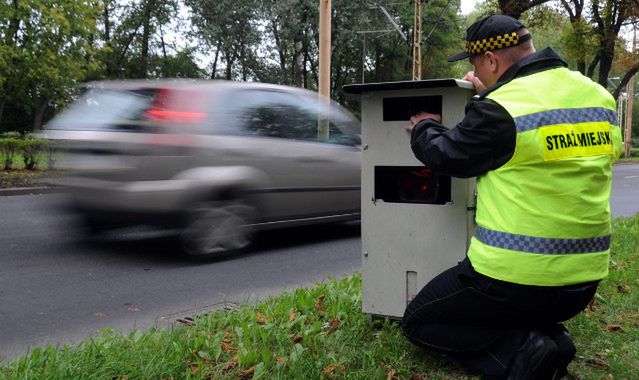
[543,324,576,379]
[507,330,559,380]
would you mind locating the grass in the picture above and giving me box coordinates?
[0,216,638,380]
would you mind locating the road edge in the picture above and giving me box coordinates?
[0,186,60,197]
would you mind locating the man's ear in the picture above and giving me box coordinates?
[485,51,499,73]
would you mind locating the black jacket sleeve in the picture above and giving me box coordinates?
[410,98,516,178]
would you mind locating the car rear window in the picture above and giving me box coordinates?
[46,89,155,132]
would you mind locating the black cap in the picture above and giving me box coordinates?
[447,14,531,62]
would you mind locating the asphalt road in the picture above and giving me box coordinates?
[0,163,637,361]
[0,199,362,361]
[610,163,639,217]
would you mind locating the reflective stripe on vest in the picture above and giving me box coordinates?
[475,227,611,254]
[514,107,618,132]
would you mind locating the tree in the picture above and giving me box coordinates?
[186,0,261,80]
[590,0,634,90]
[94,0,200,80]
[0,0,102,131]
[498,0,639,97]
[498,0,552,18]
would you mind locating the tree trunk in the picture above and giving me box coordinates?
[103,0,111,41]
[140,0,156,79]
[293,36,304,87]
[211,42,220,79]
[597,38,615,88]
[303,42,309,89]
[271,19,288,83]
[498,0,553,19]
[32,96,49,131]
[587,54,599,79]
[241,44,248,81]
[225,48,234,80]
[0,97,6,131]
[613,63,639,100]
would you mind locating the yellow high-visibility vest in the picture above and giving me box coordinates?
[467,67,623,286]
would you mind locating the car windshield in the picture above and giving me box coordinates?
[46,89,154,131]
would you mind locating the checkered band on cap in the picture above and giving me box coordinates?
[466,32,519,54]
[475,226,611,254]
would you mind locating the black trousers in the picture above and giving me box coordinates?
[402,258,598,377]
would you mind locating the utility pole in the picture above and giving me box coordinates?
[318,0,331,139]
[624,21,636,158]
[412,0,422,80]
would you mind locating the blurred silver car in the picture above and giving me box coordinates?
[44,80,361,259]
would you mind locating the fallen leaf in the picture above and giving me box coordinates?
[386,368,398,380]
[411,374,423,380]
[221,339,238,353]
[256,312,267,325]
[238,365,255,379]
[222,356,238,371]
[586,298,596,313]
[292,335,303,344]
[289,310,298,321]
[190,364,199,375]
[322,364,345,377]
[595,351,606,358]
[276,356,286,365]
[586,357,609,368]
[610,260,626,270]
[315,295,326,312]
[331,317,340,329]
[600,374,614,380]
[606,324,625,333]
[127,307,141,312]
[323,364,338,375]
[616,283,631,293]
[616,315,624,323]
[94,312,107,317]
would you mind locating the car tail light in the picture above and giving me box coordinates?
[144,109,207,124]
[143,88,208,124]
[141,88,209,148]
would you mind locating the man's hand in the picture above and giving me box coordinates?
[463,71,487,93]
[404,112,442,133]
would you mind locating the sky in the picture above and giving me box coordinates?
[460,0,477,15]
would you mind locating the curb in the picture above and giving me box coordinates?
[0,186,61,197]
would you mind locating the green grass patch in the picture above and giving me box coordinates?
[1,216,638,379]
[3,153,52,170]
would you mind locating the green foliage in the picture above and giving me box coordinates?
[0,0,102,131]
[0,138,20,169]
[0,131,21,139]
[96,0,202,80]
[3,0,638,130]
[0,136,50,170]
[19,137,48,170]
[2,215,638,379]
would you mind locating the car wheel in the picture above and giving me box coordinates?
[181,200,257,259]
